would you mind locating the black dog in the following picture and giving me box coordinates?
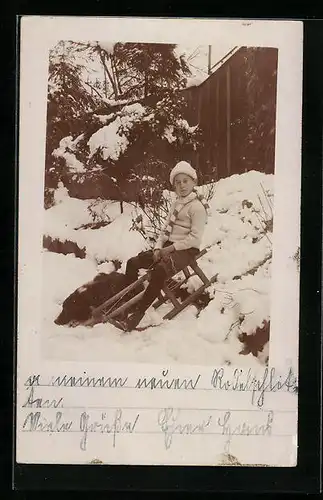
[54,271,128,326]
[55,272,211,327]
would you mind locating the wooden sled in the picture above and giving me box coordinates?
[84,248,217,328]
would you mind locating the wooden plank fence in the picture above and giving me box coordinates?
[181,46,278,182]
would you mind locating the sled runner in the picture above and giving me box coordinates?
[84,248,217,329]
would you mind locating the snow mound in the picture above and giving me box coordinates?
[42,251,98,307]
[44,197,147,263]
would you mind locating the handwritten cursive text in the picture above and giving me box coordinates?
[79,409,140,451]
[157,407,212,449]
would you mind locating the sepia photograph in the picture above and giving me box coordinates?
[16,17,303,469]
[41,41,279,366]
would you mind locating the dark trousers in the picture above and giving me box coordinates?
[125,242,199,314]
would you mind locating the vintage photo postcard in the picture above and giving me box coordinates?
[16,17,302,467]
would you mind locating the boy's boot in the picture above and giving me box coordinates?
[124,306,146,332]
[123,263,167,331]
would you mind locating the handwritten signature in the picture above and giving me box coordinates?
[157,407,212,449]
[217,410,274,437]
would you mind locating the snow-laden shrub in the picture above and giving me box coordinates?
[47,93,202,203]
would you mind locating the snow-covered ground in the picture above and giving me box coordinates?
[42,170,273,366]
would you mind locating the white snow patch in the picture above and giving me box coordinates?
[44,196,147,263]
[97,261,116,274]
[93,113,114,124]
[177,118,198,134]
[87,120,129,161]
[142,175,156,181]
[88,103,146,161]
[75,215,145,263]
[163,125,177,143]
[53,182,69,205]
[99,42,116,54]
[52,135,86,173]
[163,119,198,143]
[186,74,208,88]
[102,97,130,106]
[42,251,98,307]
[257,341,269,364]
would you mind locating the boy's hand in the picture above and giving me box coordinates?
[153,249,162,262]
[160,245,175,261]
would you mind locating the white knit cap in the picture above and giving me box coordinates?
[169,161,197,185]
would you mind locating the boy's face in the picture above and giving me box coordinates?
[174,173,196,198]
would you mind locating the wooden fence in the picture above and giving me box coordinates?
[181,46,278,181]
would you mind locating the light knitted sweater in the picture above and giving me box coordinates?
[154,194,207,251]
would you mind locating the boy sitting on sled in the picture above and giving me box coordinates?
[121,160,210,332]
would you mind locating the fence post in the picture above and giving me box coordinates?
[196,90,202,172]
[226,65,231,176]
[208,45,212,75]
[216,78,220,171]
